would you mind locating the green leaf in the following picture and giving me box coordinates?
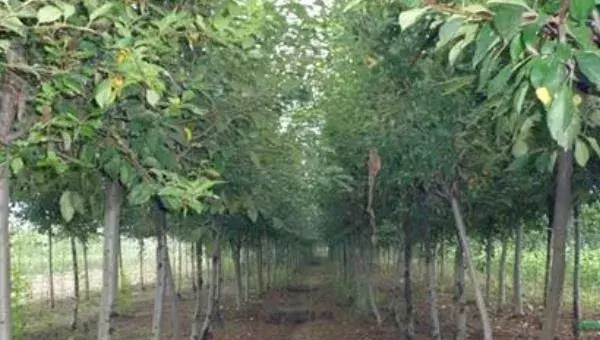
[249,151,261,168]
[575,51,600,85]
[247,207,258,223]
[1,15,26,37]
[477,50,500,90]
[88,3,114,23]
[58,2,76,19]
[509,33,524,61]
[521,24,540,53]
[570,24,594,49]
[512,138,528,157]
[146,89,160,107]
[37,6,63,24]
[61,131,72,151]
[343,0,362,12]
[59,191,75,223]
[71,191,85,214]
[94,79,114,108]
[398,7,430,31]
[506,154,529,171]
[555,43,573,63]
[491,4,527,40]
[585,136,600,156]
[513,82,529,114]
[119,164,134,188]
[448,39,470,66]
[463,4,492,14]
[103,156,121,180]
[436,18,466,50]
[488,0,530,9]
[570,0,594,22]
[10,157,24,175]
[473,24,500,67]
[575,138,590,167]
[487,65,513,97]
[530,57,566,94]
[546,84,575,148]
[129,183,155,205]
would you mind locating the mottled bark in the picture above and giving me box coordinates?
[541,149,573,340]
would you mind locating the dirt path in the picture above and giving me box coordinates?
[214,263,393,340]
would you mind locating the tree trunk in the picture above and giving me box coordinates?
[497,234,508,309]
[514,222,524,315]
[139,238,145,291]
[213,247,225,329]
[455,245,467,340]
[367,243,382,326]
[152,201,168,340]
[49,229,55,308]
[544,193,554,307]
[541,148,573,340]
[485,233,493,304]
[118,235,124,290]
[0,168,11,340]
[197,241,203,290]
[450,197,492,340]
[191,243,197,294]
[0,41,24,340]
[573,205,581,340]
[404,213,414,339]
[427,245,441,340]
[244,245,250,302]
[190,239,204,339]
[439,242,445,281]
[257,239,264,295]
[97,180,123,340]
[231,239,243,310]
[266,239,272,290]
[198,231,222,340]
[215,248,224,329]
[420,185,441,340]
[177,241,183,295]
[112,235,121,315]
[164,248,181,340]
[70,235,80,330]
[82,242,90,301]
[343,241,349,280]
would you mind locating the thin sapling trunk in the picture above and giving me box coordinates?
[198,230,222,340]
[573,205,581,340]
[455,244,467,340]
[514,222,524,315]
[97,180,123,340]
[83,241,90,301]
[49,229,55,308]
[498,234,508,309]
[152,200,168,340]
[541,149,573,340]
[139,238,145,291]
[70,235,80,330]
[450,196,493,340]
[404,212,414,339]
[231,239,243,310]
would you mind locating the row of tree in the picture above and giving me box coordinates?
[303,0,600,339]
[0,1,324,339]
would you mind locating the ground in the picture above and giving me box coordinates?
[23,261,600,340]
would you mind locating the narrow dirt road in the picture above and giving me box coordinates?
[215,263,392,340]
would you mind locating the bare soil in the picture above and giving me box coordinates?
[23,263,600,340]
